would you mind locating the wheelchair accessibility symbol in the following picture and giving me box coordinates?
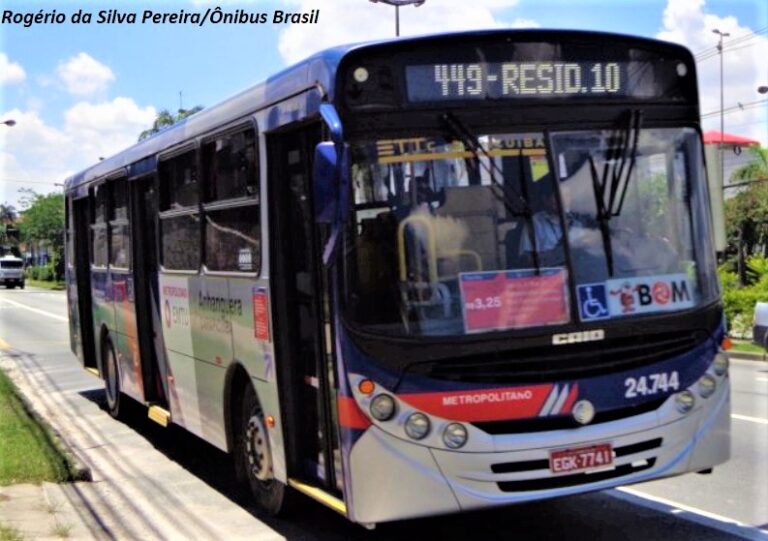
[577,284,610,321]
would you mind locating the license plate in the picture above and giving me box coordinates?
[549,443,614,474]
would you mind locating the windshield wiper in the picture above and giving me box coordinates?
[440,112,542,272]
[587,109,642,276]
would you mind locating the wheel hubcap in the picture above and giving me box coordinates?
[244,414,273,482]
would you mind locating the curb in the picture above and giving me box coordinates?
[725,350,768,362]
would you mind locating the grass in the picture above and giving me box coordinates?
[50,523,72,539]
[24,280,65,291]
[729,339,766,354]
[0,523,24,541]
[0,371,76,485]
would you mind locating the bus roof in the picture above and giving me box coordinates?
[64,28,691,194]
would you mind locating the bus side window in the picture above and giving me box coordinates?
[109,179,130,269]
[202,127,260,273]
[90,184,109,268]
[159,149,201,271]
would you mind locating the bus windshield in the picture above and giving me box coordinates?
[342,127,717,337]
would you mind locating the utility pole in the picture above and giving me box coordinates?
[713,29,742,284]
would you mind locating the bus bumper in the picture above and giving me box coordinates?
[347,378,729,524]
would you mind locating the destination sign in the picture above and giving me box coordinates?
[406,61,630,102]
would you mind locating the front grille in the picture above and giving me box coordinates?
[492,437,662,492]
[496,459,656,492]
[474,398,666,435]
[490,438,662,474]
[406,330,706,384]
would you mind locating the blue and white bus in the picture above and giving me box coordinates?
[64,29,730,526]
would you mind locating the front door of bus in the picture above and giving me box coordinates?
[269,124,340,493]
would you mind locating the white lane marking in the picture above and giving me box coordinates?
[0,297,68,322]
[732,413,768,425]
[611,487,768,539]
[756,377,768,382]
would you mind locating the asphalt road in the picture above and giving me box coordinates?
[1,287,766,540]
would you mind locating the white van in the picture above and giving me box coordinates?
[0,255,25,289]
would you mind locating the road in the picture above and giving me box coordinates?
[1,287,766,540]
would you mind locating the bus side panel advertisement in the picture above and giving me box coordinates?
[460,268,569,333]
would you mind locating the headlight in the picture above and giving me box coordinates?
[698,375,716,398]
[442,423,468,449]
[404,412,430,440]
[369,394,396,421]
[675,390,695,414]
[713,353,728,376]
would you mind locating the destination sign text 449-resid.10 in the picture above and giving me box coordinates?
[405,62,627,102]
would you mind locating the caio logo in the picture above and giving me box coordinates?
[552,329,605,345]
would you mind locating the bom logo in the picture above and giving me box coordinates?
[610,279,690,314]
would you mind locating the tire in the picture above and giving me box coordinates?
[235,385,290,515]
[102,337,123,419]
[20,282,24,290]
[6,284,15,290]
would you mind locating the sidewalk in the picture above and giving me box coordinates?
[0,483,103,540]
[0,342,285,541]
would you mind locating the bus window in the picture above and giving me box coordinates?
[91,185,109,268]
[159,149,201,271]
[202,128,260,273]
[203,129,258,201]
[110,179,130,269]
[160,149,198,210]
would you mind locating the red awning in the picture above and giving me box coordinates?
[702,130,760,146]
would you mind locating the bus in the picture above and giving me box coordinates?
[64,29,730,526]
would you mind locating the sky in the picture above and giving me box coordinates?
[1,0,767,208]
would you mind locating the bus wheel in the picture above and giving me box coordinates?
[103,338,122,419]
[237,385,288,515]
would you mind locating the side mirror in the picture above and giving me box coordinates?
[313,142,338,224]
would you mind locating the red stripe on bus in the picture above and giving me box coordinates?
[561,384,579,414]
[338,396,372,430]
[398,384,554,422]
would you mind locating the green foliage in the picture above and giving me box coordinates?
[720,255,768,337]
[138,106,204,141]
[25,263,56,282]
[0,371,77,485]
[724,147,768,260]
[0,203,17,224]
[18,191,65,281]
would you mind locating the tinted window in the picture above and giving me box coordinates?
[161,214,200,270]
[92,226,108,267]
[203,129,258,201]
[201,126,261,273]
[110,223,130,268]
[205,206,260,272]
[160,150,198,210]
[113,180,128,220]
[94,185,108,223]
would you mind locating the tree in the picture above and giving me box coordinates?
[0,203,19,253]
[18,191,65,279]
[731,146,768,185]
[138,106,204,141]
[724,146,768,286]
[0,203,17,224]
